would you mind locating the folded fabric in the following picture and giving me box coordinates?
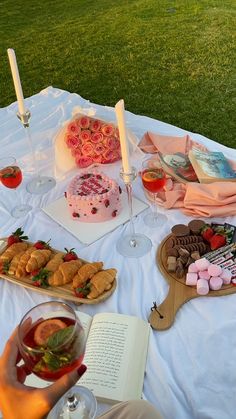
[139,132,236,218]
[183,182,236,217]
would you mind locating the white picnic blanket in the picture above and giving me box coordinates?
[0,87,236,419]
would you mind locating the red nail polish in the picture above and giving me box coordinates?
[77,364,87,377]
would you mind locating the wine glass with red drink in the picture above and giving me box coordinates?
[0,156,32,218]
[141,158,167,227]
[18,301,97,418]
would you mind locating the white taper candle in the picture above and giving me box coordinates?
[115,99,131,174]
[7,48,26,116]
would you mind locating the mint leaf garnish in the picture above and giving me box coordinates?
[47,326,74,349]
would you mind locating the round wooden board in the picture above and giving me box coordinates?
[149,234,236,331]
[0,239,117,305]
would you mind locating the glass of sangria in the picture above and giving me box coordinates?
[0,156,32,218]
[141,158,167,227]
[18,301,97,418]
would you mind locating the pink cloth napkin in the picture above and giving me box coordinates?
[139,132,236,218]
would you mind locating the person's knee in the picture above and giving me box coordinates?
[125,400,163,419]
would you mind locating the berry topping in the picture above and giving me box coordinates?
[104,199,110,207]
[80,174,92,180]
[112,210,117,217]
[91,207,98,214]
[72,212,80,217]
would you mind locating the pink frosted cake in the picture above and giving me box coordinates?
[66,170,122,222]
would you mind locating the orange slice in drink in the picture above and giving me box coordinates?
[34,319,67,346]
[142,170,161,182]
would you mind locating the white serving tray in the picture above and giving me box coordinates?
[42,193,148,245]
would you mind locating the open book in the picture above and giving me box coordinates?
[158,151,199,183]
[25,311,150,404]
[188,149,236,183]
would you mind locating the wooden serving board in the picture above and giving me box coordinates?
[0,239,117,305]
[149,234,236,331]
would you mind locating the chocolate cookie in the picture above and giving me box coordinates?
[171,224,190,237]
[188,219,206,235]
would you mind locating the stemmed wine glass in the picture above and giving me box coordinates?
[0,156,32,218]
[18,301,97,419]
[17,110,56,195]
[116,167,152,258]
[141,158,167,227]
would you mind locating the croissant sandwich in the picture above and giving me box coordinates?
[72,262,103,289]
[0,242,28,264]
[49,259,82,286]
[26,249,52,273]
[15,247,36,278]
[87,268,117,299]
[45,252,64,273]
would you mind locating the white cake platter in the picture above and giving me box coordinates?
[42,192,149,245]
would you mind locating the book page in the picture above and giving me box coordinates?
[78,312,150,403]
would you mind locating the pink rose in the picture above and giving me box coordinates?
[77,116,90,129]
[75,156,93,168]
[71,149,82,157]
[101,124,114,136]
[102,149,117,163]
[103,136,120,151]
[94,143,106,155]
[91,132,103,143]
[79,130,91,142]
[66,135,80,149]
[90,119,102,132]
[92,155,102,163]
[67,122,81,136]
[81,142,94,156]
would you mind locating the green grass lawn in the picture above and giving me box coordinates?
[1,0,235,148]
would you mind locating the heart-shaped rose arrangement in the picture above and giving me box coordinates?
[65,115,121,168]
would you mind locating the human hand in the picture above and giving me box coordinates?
[0,327,87,419]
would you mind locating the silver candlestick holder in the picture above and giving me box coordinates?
[17,110,56,195]
[116,166,152,258]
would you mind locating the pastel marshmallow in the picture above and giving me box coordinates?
[209,276,223,291]
[220,268,232,285]
[197,278,209,295]
[208,264,222,277]
[198,270,210,280]
[195,258,210,272]
[186,272,198,286]
[188,263,198,273]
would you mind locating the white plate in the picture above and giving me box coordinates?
[42,193,149,245]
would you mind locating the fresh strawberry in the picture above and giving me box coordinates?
[31,269,40,278]
[74,282,90,298]
[201,224,214,242]
[209,234,226,250]
[7,227,28,247]
[32,280,41,287]
[63,248,78,262]
[34,239,51,249]
[31,269,49,288]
